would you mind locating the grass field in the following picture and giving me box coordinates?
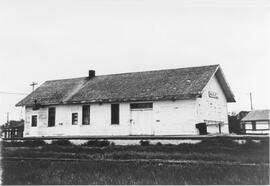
[1,138,269,185]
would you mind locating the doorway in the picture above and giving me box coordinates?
[130,103,154,135]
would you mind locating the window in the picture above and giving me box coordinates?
[48,107,56,127]
[130,103,153,109]
[111,104,119,124]
[241,123,246,130]
[252,121,256,131]
[31,115,37,127]
[72,113,78,125]
[82,105,90,125]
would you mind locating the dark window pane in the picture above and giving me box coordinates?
[130,103,153,109]
[31,115,37,127]
[82,105,90,125]
[72,113,78,125]
[252,121,256,131]
[111,104,119,124]
[48,107,55,127]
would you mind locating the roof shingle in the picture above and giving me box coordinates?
[241,110,270,121]
[16,64,235,106]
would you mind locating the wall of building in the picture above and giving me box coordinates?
[24,103,130,137]
[153,100,198,135]
[242,121,269,134]
[195,75,229,134]
[24,99,198,137]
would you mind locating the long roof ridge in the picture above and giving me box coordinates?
[45,64,219,82]
[97,64,219,77]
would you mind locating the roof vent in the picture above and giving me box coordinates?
[88,70,95,78]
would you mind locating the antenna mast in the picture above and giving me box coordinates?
[30,82,38,91]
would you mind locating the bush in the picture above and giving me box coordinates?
[243,139,259,149]
[82,140,111,147]
[51,140,73,146]
[140,140,150,146]
[2,141,21,147]
[2,140,46,147]
[260,139,269,147]
[199,138,237,147]
[155,142,163,146]
[23,140,47,147]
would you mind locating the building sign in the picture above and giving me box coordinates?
[208,91,218,99]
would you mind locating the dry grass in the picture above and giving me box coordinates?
[2,159,269,185]
[1,138,269,185]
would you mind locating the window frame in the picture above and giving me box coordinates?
[82,105,90,125]
[48,107,56,127]
[31,115,37,127]
[72,113,78,125]
[111,104,120,125]
[130,102,153,110]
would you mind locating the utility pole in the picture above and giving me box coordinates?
[6,112,9,124]
[249,92,254,111]
[30,82,38,91]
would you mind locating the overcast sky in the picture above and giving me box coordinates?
[0,0,269,124]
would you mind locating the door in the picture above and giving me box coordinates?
[130,109,153,135]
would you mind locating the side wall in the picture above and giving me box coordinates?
[24,104,131,137]
[153,100,198,135]
[195,75,229,134]
[242,121,270,134]
[24,99,198,137]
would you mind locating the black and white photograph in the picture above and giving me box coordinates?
[0,0,269,185]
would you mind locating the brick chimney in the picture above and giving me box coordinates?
[88,70,95,78]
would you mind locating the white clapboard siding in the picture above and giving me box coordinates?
[23,74,230,137]
[243,121,269,134]
[195,75,229,134]
[24,100,198,137]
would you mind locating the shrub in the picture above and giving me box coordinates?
[199,138,237,147]
[23,140,47,147]
[82,140,111,147]
[260,139,269,147]
[2,141,21,147]
[2,140,47,147]
[140,140,150,146]
[155,142,162,146]
[51,140,73,146]
[243,139,258,149]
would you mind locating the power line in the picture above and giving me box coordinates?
[0,91,28,95]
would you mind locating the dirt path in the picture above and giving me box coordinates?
[2,156,269,166]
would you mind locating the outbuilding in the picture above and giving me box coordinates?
[241,109,270,134]
[1,120,24,139]
[16,64,235,137]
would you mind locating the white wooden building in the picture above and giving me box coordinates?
[16,65,235,137]
[241,109,270,134]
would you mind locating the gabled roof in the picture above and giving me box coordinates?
[241,109,270,121]
[16,64,235,107]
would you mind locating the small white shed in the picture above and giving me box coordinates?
[241,109,270,134]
